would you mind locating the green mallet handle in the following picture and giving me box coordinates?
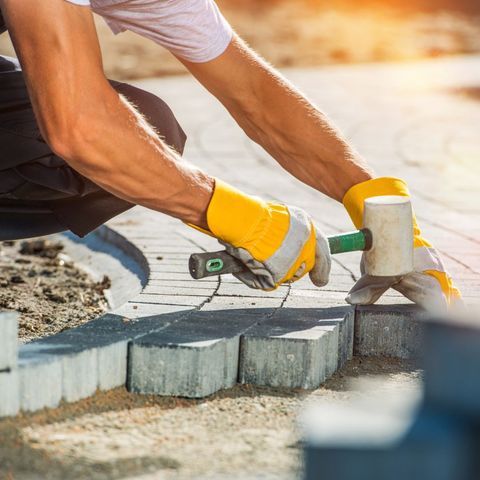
[189,228,372,280]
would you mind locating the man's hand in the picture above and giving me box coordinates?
[343,177,462,311]
[191,180,331,290]
[0,0,213,227]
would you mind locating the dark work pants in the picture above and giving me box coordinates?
[0,55,187,238]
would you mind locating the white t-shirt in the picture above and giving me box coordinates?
[66,0,233,63]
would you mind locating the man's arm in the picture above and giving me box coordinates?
[0,0,213,227]
[180,35,374,202]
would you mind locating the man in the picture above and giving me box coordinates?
[0,0,461,310]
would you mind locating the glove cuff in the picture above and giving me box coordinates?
[205,180,290,263]
[343,177,410,229]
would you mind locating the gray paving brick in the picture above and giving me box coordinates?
[239,307,352,389]
[18,313,186,404]
[97,341,129,391]
[241,325,337,390]
[0,311,18,371]
[149,272,213,281]
[354,305,425,359]
[149,264,191,274]
[283,291,349,309]
[200,296,283,311]
[129,309,270,398]
[0,370,19,418]
[133,294,211,307]
[149,279,218,288]
[142,285,216,296]
[113,302,192,318]
[18,345,63,412]
[215,282,288,298]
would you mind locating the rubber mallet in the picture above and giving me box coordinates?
[189,196,414,280]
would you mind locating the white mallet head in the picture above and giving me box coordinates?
[363,196,414,277]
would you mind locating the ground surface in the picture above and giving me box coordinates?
[1,56,479,479]
[0,1,480,80]
[0,239,110,343]
[0,357,420,480]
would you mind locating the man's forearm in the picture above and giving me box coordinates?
[183,36,374,202]
[233,69,374,201]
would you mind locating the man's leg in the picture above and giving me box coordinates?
[0,56,187,238]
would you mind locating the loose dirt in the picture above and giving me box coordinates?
[0,356,421,480]
[0,239,110,343]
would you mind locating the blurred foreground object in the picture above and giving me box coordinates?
[302,311,480,480]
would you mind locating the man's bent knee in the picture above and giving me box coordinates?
[112,82,187,155]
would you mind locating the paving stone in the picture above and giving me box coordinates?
[149,272,214,281]
[59,229,146,310]
[149,279,218,287]
[215,282,288,298]
[239,307,353,389]
[0,370,19,417]
[18,313,186,404]
[283,292,349,309]
[149,264,192,274]
[129,309,269,398]
[18,346,63,412]
[133,294,211,307]
[113,302,191,318]
[354,305,425,359]
[142,285,215,296]
[0,311,18,371]
[200,296,283,311]
[240,323,337,389]
[423,315,480,418]
[303,403,476,480]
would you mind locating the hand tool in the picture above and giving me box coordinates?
[189,196,414,280]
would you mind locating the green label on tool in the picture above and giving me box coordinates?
[206,258,224,273]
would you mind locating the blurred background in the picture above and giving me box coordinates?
[1,0,480,80]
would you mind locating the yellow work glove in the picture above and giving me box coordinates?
[198,179,331,291]
[343,177,462,311]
